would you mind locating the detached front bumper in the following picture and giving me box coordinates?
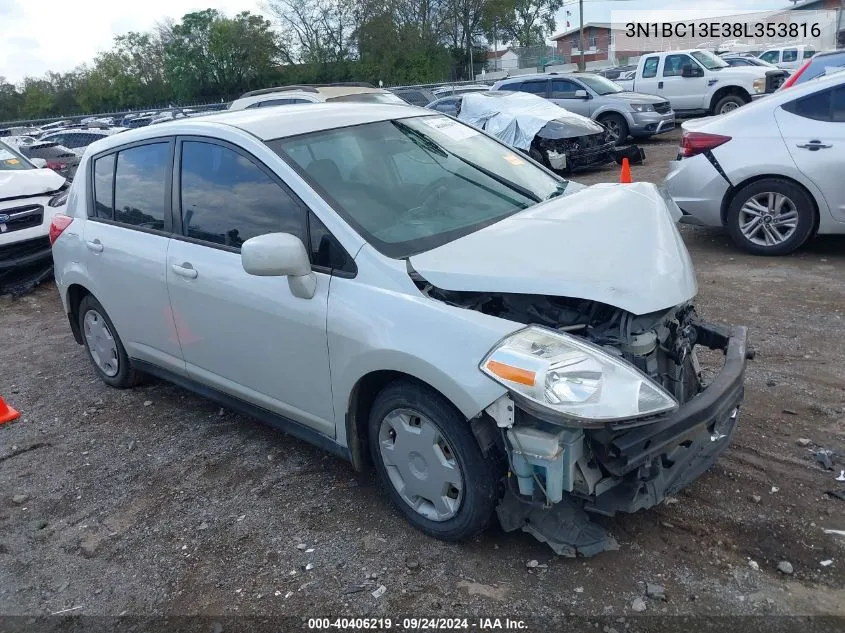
[584,322,747,515]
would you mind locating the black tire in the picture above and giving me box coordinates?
[598,112,629,146]
[712,93,746,115]
[78,295,143,388]
[368,380,500,541]
[725,178,815,256]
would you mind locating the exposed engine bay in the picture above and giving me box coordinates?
[417,276,748,557]
[422,286,703,406]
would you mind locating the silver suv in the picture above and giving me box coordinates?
[493,73,675,144]
[50,103,747,556]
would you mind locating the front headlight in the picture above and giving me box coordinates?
[480,326,678,425]
[752,78,766,93]
[630,103,655,113]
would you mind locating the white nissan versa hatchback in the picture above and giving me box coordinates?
[51,104,748,556]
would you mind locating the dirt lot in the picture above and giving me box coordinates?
[1,129,844,625]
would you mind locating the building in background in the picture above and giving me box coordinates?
[485,49,520,72]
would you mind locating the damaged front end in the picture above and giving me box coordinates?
[532,123,617,172]
[422,284,749,556]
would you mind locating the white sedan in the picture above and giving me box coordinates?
[665,71,844,255]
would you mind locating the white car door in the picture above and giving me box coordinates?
[635,55,661,96]
[775,83,845,222]
[83,140,186,375]
[659,54,708,111]
[166,138,336,436]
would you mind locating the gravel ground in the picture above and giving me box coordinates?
[1,129,844,624]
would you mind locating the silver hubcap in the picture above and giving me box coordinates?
[83,309,119,377]
[738,192,799,247]
[604,119,621,140]
[720,101,740,114]
[378,409,464,522]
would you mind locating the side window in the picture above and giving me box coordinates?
[114,143,169,231]
[309,212,353,272]
[258,98,299,107]
[803,48,816,59]
[782,48,798,63]
[663,54,693,77]
[642,56,659,79]
[550,79,581,98]
[760,50,780,64]
[92,154,115,219]
[518,80,548,96]
[180,140,305,249]
[782,87,845,121]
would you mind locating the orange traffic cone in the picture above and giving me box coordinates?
[620,157,632,184]
[0,396,20,425]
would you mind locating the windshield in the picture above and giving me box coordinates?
[691,50,728,69]
[0,141,33,170]
[327,92,407,105]
[269,115,566,257]
[578,74,624,95]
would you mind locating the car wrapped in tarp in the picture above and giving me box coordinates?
[457,91,619,172]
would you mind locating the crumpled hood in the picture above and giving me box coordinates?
[0,169,66,201]
[410,182,697,316]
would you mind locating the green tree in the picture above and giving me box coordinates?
[489,0,562,47]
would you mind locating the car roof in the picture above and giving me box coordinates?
[85,102,429,151]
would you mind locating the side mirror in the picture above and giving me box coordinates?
[30,157,47,168]
[574,89,589,98]
[241,232,316,299]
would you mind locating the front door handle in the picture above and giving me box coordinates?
[171,263,198,279]
[86,239,103,253]
[796,140,832,150]
[658,81,664,89]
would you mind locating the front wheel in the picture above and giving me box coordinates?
[725,179,815,255]
[368,380,500,541]
[598,113,629,146]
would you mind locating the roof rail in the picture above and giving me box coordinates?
[239,82,375,97]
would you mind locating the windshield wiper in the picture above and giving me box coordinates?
[393,121,541,203]
[546,183,568,200]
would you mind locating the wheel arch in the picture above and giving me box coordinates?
[709,86,751,113]
[344,369,502,472]
[66,283,93,344]
[720,173,820,228]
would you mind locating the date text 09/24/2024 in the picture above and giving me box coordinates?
[307,618,528,630]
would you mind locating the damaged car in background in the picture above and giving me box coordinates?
[0,139,67,296]
[436,91,642,173]
[51,104,747,556]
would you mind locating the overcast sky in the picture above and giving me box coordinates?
[1,0,792,83]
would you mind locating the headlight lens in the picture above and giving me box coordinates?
[630,103,655,113]
[480,326,678,424]
[752,78,766,93]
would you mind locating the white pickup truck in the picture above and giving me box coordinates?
[617,49,787,116]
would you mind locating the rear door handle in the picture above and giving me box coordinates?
[86,240,103,253]
[796,140,832,150]
[171,263,198,279]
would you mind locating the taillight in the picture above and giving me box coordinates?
[680,131,732,158]
[46,161,67,171]
[49,214,73,246]
[780,60,810,90]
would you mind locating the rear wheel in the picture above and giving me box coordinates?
[725,178,815,255]
[598,113,629,146]
[78,295,143,388]
[368,380,500,541]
